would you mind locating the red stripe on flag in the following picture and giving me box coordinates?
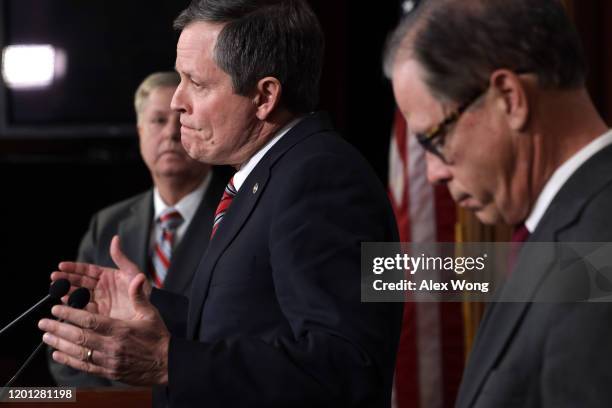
[389,109,421,407]
[389,110,464,408]
[389,109,411,242]
[434,184,464,407]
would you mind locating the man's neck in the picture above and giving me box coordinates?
[231,110,298,169]
[154,172,209,206]
[528,88,608,203]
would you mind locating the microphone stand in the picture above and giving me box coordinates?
[0,297,51,336]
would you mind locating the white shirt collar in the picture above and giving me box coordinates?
[153,171,212,225]
[233,117,304,191]
[525,129,612,232]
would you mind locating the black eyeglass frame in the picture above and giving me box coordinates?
[415,69,533,163]
[415,90,485,164]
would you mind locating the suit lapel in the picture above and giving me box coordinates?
[186,113,334,339]
[164,172,226,294]
[117,191,152,273]
[187,166,270,338]
[459,144,612,407]
[458,227,554,407]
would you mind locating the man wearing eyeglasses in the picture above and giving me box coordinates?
[386,0,612,407]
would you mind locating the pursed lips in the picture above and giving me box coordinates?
[180,121,200,131]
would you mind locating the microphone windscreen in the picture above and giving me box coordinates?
[68,288,90,310]
[49,279,70,300]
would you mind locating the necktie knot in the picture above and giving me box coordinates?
[508,223,531,275]
[511,223,530,243]
[159,208,183,232]
[224,177,237,199]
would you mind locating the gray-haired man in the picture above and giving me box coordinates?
[49,71,227,389]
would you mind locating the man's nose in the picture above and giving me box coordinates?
[167,115,181,141]
[170,82,188,114]
[426,151,453,185]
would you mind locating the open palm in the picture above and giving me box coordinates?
[51,236,151,320]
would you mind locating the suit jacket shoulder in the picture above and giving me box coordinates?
[457,143,612,408]
[168,113,403,407]
[77,190,152,267]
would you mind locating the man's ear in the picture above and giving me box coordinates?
[490,69,530,131]
[252,77,282,120]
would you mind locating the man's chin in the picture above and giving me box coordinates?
[156,165,193,179]
[181,146,210,163]
[472,207,502,226]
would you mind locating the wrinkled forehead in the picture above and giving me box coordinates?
[391,58,445,133]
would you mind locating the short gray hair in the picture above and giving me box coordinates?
[173,0,324,114]
[384,0,586,104]
[134,71,180,121]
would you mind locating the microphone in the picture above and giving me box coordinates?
[67,287,91,309]
[0,279,70,336]
[1,287,91,390]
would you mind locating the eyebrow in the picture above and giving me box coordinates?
[174,65,192,78]
[175,69,203,84]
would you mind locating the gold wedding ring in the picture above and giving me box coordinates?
[84,348,93,363]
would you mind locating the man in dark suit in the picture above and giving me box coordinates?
[39,1,403,407]
[386,0,612,406]
[49,71,227,387]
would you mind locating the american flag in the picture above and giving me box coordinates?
[388,110,465,408]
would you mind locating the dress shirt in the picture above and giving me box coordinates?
[152,172,212,247]
[525,129,612,232]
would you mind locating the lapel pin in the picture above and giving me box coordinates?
[252,183,259,194]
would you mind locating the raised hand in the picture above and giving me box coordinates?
[51,235,151,320]
[39,273,170,385]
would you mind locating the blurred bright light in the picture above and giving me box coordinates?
[1,45,65,89]
[402,0,416,14]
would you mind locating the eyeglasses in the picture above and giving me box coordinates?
[415,90,484,164]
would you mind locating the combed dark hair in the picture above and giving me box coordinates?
[174,0,324,114]
[384,0,587,104]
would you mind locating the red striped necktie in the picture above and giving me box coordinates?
[211,177,237,239]
[151,208,183,288]
[508,223,530,275]
[511,224,530,244]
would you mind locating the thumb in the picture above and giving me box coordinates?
[128,273,151,315]
[110,235,141,276]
